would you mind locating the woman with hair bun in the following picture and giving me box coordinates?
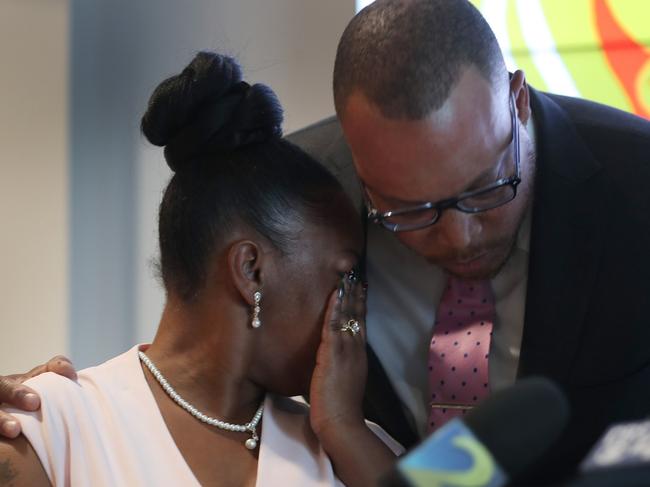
[0,52,400,486]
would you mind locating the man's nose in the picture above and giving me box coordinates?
[436,210,476,251]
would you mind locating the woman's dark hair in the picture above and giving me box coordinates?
[141,52,345,300]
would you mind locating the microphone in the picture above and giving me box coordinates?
[559,418,650,487]
[380,377,570,487]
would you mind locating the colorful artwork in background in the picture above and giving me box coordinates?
[355,0,650,119]
[470,0,650,119]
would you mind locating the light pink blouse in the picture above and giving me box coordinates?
[5,346,403,486]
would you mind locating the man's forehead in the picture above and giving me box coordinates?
[341,70,508,201]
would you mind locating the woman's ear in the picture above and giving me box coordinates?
[510,69,531,127]
[227,240,265,306]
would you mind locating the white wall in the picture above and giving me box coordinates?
[0,0,70,372]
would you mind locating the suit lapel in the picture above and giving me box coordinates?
[363,345,420,449]
[519,90,609,383]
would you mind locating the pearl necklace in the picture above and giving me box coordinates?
[138,351,264,450]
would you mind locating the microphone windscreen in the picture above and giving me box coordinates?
[465,376,570,479]
[381,377,570,487]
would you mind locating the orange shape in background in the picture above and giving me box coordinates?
[637,59,650,116]
[595,0,650,118]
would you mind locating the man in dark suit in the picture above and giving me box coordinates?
[1,0,649,483]
[289,0,650,482]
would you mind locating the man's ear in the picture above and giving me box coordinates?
[227,240,265,306]
[510,69,531,127]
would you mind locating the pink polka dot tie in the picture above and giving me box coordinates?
[427,276,495,432]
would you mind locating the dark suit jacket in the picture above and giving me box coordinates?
[287,89,650,483]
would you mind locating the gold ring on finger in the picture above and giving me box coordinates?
[340,319,361,336]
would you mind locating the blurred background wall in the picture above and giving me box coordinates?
[2,0,649,372]
[1,0,354,372]
[0,0,70,372]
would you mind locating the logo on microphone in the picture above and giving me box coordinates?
[581,419,650,471]
[398,419,506,487]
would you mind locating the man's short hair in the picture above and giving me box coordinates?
[333,0,505,119]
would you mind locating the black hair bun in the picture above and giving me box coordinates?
[141,51,283,172]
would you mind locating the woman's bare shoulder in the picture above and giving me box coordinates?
[0,435,50,487]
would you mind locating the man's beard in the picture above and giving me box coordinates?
[439,235,517,280]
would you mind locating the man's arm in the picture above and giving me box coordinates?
[0,435,50,486]
[0,357,76,438]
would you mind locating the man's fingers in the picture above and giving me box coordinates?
[23,356,78,382]
[0,376,40,411]
[0,411,21,438]
[22,364,48,380]
[0,355,75,435]
[44,355,78,381]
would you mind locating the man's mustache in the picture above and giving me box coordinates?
[430,237,512,264]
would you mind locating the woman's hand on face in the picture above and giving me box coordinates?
[309,278,398,487]
[309,276,368,441]
[0,356,77,438]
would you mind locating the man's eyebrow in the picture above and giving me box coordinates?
[362,162,498,206]
[462,163,501,191]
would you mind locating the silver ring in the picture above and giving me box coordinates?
[341,319,361,336]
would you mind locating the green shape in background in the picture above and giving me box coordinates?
[539,0,632,112]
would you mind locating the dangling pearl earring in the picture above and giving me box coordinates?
[251,291,262,328]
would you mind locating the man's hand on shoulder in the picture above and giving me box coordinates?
[0,356,77,438]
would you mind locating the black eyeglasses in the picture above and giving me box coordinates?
[363,93,521,233]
